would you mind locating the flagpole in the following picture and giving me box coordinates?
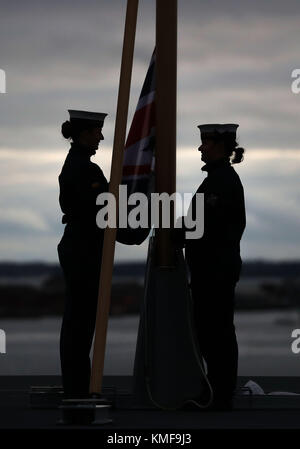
[90,0,139,394]
[155,0,177,267]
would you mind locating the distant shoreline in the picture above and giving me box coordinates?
[1,260,300,279]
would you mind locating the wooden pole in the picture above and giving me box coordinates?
[155,0,177,267]
[90,0,139,394]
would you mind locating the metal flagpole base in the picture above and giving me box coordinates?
[29,385,116,409]
[57,395,113,425]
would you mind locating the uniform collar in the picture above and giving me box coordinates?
[69,141,94,159]
[201,157,231,173]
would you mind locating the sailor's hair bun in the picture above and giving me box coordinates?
[231,146,245,164]
[61,121,72,139]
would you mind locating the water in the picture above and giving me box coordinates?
[0,311,300,376]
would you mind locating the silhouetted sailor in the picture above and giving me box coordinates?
[178,123,246,409]
[57,109,108,395]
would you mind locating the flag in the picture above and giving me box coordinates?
[122,49,156,197]
[117,50,156,245]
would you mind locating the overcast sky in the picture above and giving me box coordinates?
[0,0,300,262]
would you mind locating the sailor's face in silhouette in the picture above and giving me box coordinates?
[198,135,225,164]
[78,127,104,155]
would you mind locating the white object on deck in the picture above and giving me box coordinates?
[242,380,300,396]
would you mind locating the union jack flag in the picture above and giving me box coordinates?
[121,50,155,196]
[117,50,155,245]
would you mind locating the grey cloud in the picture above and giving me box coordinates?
[1,0,300,261]
[0,0,299,149]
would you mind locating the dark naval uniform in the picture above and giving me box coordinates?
[185,157,246,403]
[57,141,108,395]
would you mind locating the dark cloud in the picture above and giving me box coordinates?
[0,0,300,260]
[0,0,299,150]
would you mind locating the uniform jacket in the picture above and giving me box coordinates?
[58,142,108,251]
[184,157,246,283]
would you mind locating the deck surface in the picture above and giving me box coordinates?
[0,376,300,430]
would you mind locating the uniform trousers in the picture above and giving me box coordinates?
[58,233,102,395]
[190,277,238,401]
